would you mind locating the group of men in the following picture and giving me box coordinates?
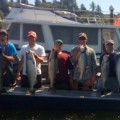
[0,28,119,95]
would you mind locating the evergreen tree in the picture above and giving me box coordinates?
[60,0,78,10]
[35,0,41,7]
[17,0,20,3]
[21,0,28,4]
[10,0,14,3]
[90,1,96,11]
[9,0,14,7]
[42,0,46,3]
[80,4,86,11]
[0,0,9,16]
[96,5,102,13]
[90,1,96,16]
[53,0,57,3]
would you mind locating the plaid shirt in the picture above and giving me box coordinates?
[70,45,97,82]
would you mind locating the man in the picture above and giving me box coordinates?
[16,31,46,95]
[100,39,119,94]
[70,32,97,90]
[0,29,17,92]
[48,39,73,90]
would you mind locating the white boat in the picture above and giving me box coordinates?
[4,3,120,60]
[1,4,120,111]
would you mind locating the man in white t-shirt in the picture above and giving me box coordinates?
[16,31,46,94]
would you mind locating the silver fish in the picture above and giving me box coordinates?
[101,55,109,89]
[26,50,37,91]
[48,49,58,88]
[0,54,4,90]
[116,56,120,88]
[78,52,86,80]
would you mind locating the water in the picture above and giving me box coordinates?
[0,110,120,120]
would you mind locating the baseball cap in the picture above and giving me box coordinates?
[27,31,37,38]
[0,29,8,36]
[78,32,88,39]
[106,40,114,44]
[55,39,63,44]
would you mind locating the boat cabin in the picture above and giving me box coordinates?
[4,4,120,61]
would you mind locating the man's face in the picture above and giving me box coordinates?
[0,35,8,46]
[54,43,62,51]
[106,43,114,52]
[28,36,36,44]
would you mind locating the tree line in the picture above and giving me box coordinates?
[0,0,113,20]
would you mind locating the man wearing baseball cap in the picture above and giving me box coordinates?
[100,39,120,95]
[48,39,73,90]
[17,31,46,95]
[0,29,17,92]
[70,32,97,90]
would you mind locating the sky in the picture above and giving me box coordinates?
[11,0,120,14]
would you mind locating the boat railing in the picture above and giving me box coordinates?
[77,15,117,25]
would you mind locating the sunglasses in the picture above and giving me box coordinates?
[0,32,7,36]
[78,37,86,40]
[107,44,113,46]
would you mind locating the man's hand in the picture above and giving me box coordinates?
[16,72,21,81]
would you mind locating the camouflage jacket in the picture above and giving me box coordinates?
[70,45,97,82]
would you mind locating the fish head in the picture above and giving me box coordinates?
[26,50,34,60]
[103,54,109,62]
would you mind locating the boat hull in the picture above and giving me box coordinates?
[0,87,120,111]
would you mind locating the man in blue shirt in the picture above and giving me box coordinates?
[0,29,17,92]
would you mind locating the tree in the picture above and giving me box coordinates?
[60,0,78,10]
[42,0,46,3]
[53,0,57,3]
[90,1,96,16]
[0,10,4,20]
[0,0,9,16]
[96,5,102,14]
[21,0,28,4]
[80,4,86,11]
[9,0,14,7]
[35,0,41,7]
[90,1,96,11]
[17,0,20,3]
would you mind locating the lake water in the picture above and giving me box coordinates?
[0,110,120,120]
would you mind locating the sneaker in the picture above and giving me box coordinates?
[101,90,105,96]
[26,90,35,96]
[0,88,6,94]
[34,83,41,89]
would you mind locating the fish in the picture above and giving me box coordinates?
[26,50,37,93]
[101,55,109,90]
[116,55,120,89]
[48,49,58,89]
[78,52,86,80]
[0,54,4,91]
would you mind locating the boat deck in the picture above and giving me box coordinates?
[0,86,120,111]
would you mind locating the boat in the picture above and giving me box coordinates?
[1,3,120,111]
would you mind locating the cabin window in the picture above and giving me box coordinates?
[22,24,44,42]
[50,26,98,45]
[8,23,20,40]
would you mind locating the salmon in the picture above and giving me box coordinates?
[0,54,4,90]
[116,56,120,89]
[26,50,37,92]
[101,55,109,89]
[48,49,58,89]
[78,52,86,80]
